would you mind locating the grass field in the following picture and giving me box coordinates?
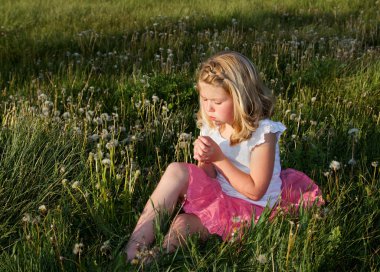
[0,0,379,271]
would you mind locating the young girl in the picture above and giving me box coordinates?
[124,51,323,262]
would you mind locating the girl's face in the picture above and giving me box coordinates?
[198,81,234,126]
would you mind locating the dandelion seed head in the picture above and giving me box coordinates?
[62,179,68,186]
[348,158,357,166]
[257,254,267,264]
[100,240,111,255]
[348,128,359,135]
[73,243,84,255]
[38,205,47,214]
[329,160,341,171]
[152,95,159,103]
[102,158,111,167]
[71,181,80,189]
[22,213,32,223]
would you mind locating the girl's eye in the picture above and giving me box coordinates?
[214,101,222,105]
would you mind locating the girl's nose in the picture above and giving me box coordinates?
[206,101,214,112]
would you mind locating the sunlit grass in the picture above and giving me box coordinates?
[0,0,379,271]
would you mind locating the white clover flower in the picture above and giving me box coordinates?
[329,160,341,171]
[38,205,47,214]
[62,179,68,186]
[371,161,378,167]
[323,171,330,177]
[256,254,267,264]
[73,243,84,255]
[71,181,80,189]
[311,97,317,103]
[348,128,359,135]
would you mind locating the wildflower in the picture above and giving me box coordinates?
[256,254,267,264]
[311,97,317,103]
[348,158,357,166]
[88,134,99,142]
[106,139,119,150]
[71,181,80,189]
[62,112,71,120]
[62,179,68,186]
[102,158,111,167]
[38,205,47,214]
[100,240,112,255]
[310,120,317,126]
[60,165,66,174]
[329,160,341,171]
[100,113,111,122]
[323,171,330,177]
[152,95,159,103]
[348,128,359,135]
[179,132,192,142]
[372,161,378,168]
[22,213,32,223]
[38,93,47,101]
[101,129,109,140]
[73,243,84,255]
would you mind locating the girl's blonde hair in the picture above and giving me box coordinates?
[196,51,274,145]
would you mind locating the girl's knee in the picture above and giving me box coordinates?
[166,162,188,177]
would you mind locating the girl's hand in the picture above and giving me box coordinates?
[193,136,224,163]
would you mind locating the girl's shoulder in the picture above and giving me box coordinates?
[248,119,286,149]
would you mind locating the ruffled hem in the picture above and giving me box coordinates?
[249,119,286,149]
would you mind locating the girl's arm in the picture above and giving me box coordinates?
[198,133,276,201]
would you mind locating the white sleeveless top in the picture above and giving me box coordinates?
[200,119,286,208]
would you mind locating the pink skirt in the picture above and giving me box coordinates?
[182,164,324,240]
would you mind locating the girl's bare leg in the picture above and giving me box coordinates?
[163,213,210,253]
[124,162,189,261]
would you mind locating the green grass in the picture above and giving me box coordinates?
[0,0,379,271]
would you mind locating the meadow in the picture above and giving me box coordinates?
[0,0,379,271]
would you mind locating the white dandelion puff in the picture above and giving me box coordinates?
[38,205,47,214]
[257,254,267,264]
[71,181,80,189]
[348,128,359,135]
[22,213,32,223]
[329,160,341,171]
[102,158,111,167]
[73,243,84,255]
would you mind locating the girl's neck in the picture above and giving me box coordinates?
[219,124,234,139]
